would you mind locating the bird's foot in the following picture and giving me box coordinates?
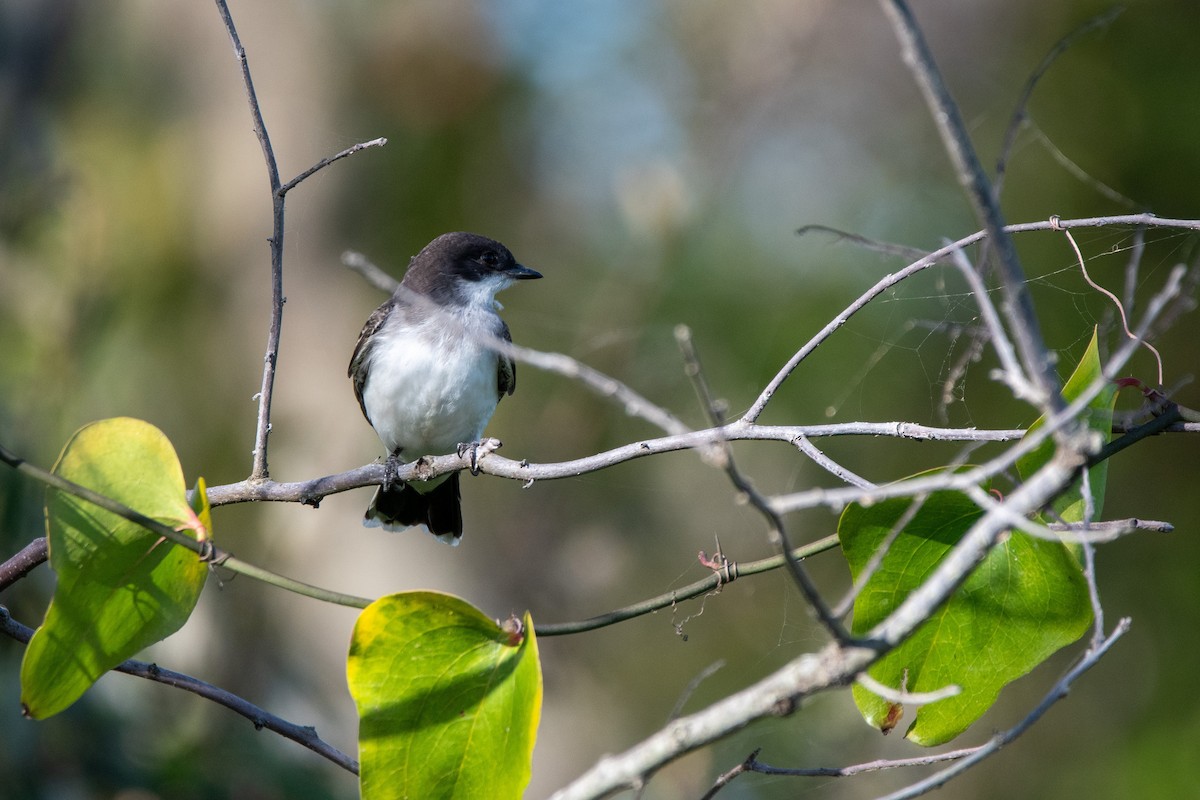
[382,450,404,491]
[458,438,502,475]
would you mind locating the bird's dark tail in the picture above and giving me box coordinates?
[364,473,462,545]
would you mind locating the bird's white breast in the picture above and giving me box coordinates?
[360,305,502,458]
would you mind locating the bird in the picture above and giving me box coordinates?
[348,232,542,544]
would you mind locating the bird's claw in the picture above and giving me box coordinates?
[458,438,502,475]
[383,450,403,491]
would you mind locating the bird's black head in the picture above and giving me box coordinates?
[401,232,542,305]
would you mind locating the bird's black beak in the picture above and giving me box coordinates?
[508,263,543,280]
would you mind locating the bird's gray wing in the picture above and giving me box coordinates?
[496,319,517,399]
[348,299,394,424]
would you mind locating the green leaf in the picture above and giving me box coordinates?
[21,417,208,719]
[841,485,1092,745]
[1017,327,1118,522]
[347,592,542,800]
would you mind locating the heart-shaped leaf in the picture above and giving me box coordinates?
[21,417,208,718]
[348,592,542,800]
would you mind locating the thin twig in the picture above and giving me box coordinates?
[0,606,358,774]
[675,326,848,641]
[216,2,384,480]
[792,435,875,489]
[743,214,1200,425]
[213,0,284,481]
[877,618,1130,800]
[879,0,1060,412]
[536,535,841,637]
[703,745,985,798]
[1122,225,1146,315]
[794,224,932,262]
[994,7,1124,197]
[280,138,387,196]
[0,442,372,609]
[342,249,403,295]
[945,240,1035,400]
[1028,124,1141,208]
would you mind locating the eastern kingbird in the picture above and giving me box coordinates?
[348,232,542,544]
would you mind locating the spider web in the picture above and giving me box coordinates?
[819,224,1198,428]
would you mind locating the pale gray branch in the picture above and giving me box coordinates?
[879,0,1059,412]
[201,420,1026,507]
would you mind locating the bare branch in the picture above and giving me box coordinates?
[536,536,841,637]
[0,537,48,593]
[201,419,1032,508]
[0,607,357,774]
[508,339,691,436]
[877,619,1130,800]
[342,249,402,295]
[792,435,875,489]
[744,214,1200,425]
[1028,124,1141,208]
[794,224,932,262]
[215,3,384,480]
[0,441,372,610]
[213,0,284,481]
[548,641,877,800]
[676,326,847,641]
[879,0,1059,411]
[703,745,984,798]
[280,137,387,196]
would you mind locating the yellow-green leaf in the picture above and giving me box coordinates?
[347,592,542,800]
[20,417,208,718]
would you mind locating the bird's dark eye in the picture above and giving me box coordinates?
[480,251,500,267]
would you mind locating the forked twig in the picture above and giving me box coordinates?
[214,0,384,480]
[879,0,1060,412]
[675,325,848,642]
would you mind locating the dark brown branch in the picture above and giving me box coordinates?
[280,138,387,196]
[213,0,284,481]
[214,1,384,481]
[0,537,48,593]
[0,606,357,774]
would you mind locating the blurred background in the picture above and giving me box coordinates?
[1,0,1198,798]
